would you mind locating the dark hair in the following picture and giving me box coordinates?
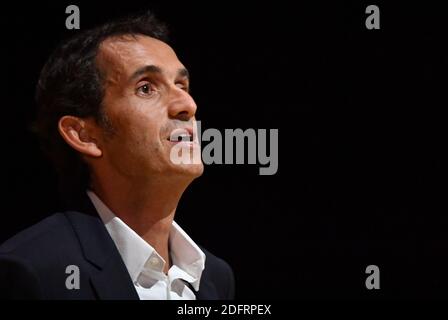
[33,11,169,200]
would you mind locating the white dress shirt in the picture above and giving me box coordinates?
[86,190,206,300]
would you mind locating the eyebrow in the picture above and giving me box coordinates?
[129,65,162,81]
[178,68,190,80]
[129,65,190,82]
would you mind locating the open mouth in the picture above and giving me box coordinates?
[170,134,193,142]
[168,128,194,143]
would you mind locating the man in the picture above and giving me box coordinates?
[0,12,235,300]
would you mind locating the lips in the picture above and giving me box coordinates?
[168,127,194,143]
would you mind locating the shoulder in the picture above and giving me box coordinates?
[0,212,79,299]
[0,213,73,256]
[0,211,102,299]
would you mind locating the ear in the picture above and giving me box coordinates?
[58,116,102,157]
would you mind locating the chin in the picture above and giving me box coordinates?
[165,140,204,178]
[172,162,204,178]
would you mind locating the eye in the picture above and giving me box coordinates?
[136,82,155,97]
[176,82,189,92]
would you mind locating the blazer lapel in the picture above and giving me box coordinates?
[64,193,139,300]
[88,254,139,300]
[195,263,221,300]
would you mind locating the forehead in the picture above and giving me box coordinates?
[96,35,183,79]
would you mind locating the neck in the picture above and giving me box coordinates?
[90,171,192,273]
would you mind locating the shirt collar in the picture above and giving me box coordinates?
[86,190,206,291]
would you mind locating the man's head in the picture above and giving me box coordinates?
[35,12,203,196]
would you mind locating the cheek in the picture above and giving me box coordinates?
[105,97,167,154]
[125,117,162,151]
[124,114,167,159]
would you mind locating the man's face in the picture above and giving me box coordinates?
[94,35,203,182]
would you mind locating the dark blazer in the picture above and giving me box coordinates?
[0,194,235,300]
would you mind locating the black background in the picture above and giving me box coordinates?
[1,1,447,299]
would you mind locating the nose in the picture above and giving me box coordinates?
[167,88,197,121]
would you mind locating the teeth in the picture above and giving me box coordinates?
[170,133,192,142]
[169,128,194,142]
